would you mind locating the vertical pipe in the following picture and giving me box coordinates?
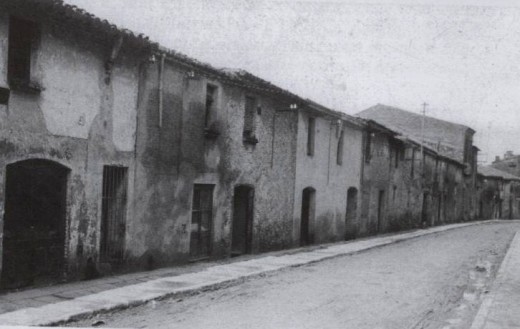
[158,54,165,128]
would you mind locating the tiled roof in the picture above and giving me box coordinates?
[478,166,520,181]
[357,104,474,163]
[5,0,304,104]
[3,0,156,48]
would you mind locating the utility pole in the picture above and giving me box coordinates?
[421,102,428,175]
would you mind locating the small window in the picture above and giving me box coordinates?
[8,16,38,84]
[307,117,315,156]
[364,132,372,164]
[205,84,217,128]
[337,129,344,165]
[243,96,258,143]
[411,149,415,178]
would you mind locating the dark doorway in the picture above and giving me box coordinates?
[422,192,430,226]
[190,185,214,260]
[231,186,254,256]
[377,190,385,232]
[509,198,513,219]
[1,159,69,289]
[100,166,128,265]
[345,187,358,239]
[300,187,316,246]
[436,194,442,226]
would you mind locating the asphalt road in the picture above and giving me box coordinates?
[68,222,520,329]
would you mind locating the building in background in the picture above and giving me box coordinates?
[477,166,520,220]
[357,104,479,232]
[491,151,520,177]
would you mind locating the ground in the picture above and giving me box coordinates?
[66,222,520,329]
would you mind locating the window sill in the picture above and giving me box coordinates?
[9,79,43,94]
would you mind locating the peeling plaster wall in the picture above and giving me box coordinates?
[0,13,142,282]
[132,62,298,269]
[293,112,363,244]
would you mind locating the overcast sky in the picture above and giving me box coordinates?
[65,0,520,164]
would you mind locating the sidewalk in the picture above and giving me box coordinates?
[0,220,498,327]
[470,231,520,329]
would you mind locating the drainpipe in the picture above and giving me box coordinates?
[158,53,166,128]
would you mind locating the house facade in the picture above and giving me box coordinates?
[293,102,364,244]
[0,0,153,289]
[477,166,520,220]
[357,104,478,235]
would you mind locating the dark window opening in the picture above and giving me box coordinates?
[395,149,399,168]
[411,149,415,178]
[8,16,38,85]
[365,132,372,163]
[307,117,315,156]
[190,185,214,259]
[205,85,217,128]
[243,96,257,143]
[100,166,128,265]
[337,129,344,165]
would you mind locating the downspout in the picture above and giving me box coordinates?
[158,53,165,127]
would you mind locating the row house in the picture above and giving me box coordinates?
[477,166,520,220]
[0,0,153,289]
[0,0,367,289]
[356,104,479,235]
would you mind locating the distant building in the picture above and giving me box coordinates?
[357,104,479,228]
[477,166,520,219]
[492,151,520,177]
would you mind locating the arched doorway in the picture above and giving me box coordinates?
[300,187,316,246]
[345,187,358,239]
[1,159,69,289]
[231,185,255,256]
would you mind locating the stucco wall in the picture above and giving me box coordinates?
[0,13,142,281]
[293,111,363,244]
[131,61,298,269]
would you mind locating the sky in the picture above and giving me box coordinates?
[65,0,520,164]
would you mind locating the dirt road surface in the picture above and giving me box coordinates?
[67,222,520,329]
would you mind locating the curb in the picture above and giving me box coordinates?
[0,220,505,327]
[470,231,520,329]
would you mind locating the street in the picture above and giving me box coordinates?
[66,222,520,329]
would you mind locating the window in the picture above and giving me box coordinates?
[364,132,372,164]
[100,166,129,264]
[395,149,399,168]
[243,96,258,144]
[205,84,217,128]
[8,16,38,85]
[411,149,415,178]
[337,129,344,165]
[190,185,214,259]
[307,117,315,156]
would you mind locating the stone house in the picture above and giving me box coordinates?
[0,0,154,289]
[477,166,520,219]
[357,104,479,235]
[132,58,305,267]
